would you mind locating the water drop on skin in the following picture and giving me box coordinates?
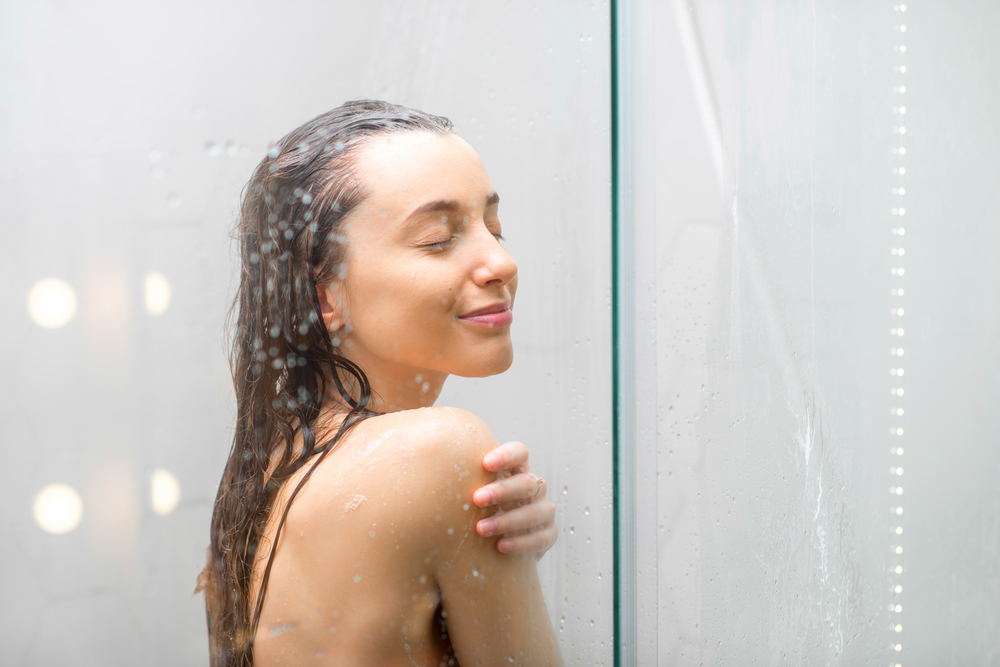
[354,574,361,583]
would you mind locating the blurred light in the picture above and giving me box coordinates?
[33,483,84,534]
[144,272,172,316]
[151,468,181,516]
[27,278,77,328]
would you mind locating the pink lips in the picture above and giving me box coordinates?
[457,303,513,328]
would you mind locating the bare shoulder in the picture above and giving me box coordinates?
[329,407,499,483]
[290,407,499,529]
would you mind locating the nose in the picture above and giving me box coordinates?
[470,225,517,289]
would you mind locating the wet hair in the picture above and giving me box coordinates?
[196,99,454,666]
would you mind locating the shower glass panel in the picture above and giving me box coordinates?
[0,2,612,664]
[616,0,1000,664]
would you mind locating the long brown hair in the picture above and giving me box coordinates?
[197,100,454,666]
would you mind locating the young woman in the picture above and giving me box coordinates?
[199,100,563,667]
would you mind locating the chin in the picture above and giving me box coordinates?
[452,343,514,378]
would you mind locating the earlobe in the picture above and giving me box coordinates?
[315,281,345,336]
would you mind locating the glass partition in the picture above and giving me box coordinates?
[616,0,1000,664]
[0,2,612,664]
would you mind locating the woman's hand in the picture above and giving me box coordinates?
[473,441,557,560]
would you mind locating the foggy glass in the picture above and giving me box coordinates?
[0,2,611,664]
[617,0,1000,664]
[4,0,998,665]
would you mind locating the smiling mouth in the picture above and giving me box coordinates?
[457,302,513,328]
[459,302,510,318]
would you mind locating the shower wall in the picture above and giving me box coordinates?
[0,1,612,664]
[618,0,1000,664]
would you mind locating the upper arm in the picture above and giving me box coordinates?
[417,408,562,667]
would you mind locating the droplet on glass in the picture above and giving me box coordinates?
[168,193,181,209]
[204,141,221,157]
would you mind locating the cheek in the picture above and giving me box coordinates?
[349,261,460,335]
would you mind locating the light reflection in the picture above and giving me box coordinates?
[33,483,84,534]
[151,468,181,516]
[144,272,172,316]
[27,278,77,328]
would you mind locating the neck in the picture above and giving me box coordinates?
[332,339,448,413]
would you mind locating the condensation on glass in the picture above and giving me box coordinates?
[0,2,612,664]
[617,0,1000,664]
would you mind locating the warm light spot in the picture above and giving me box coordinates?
[33,483,84,534]
[144,272,172,316]
[151,468,181,516]
[27,278,78,328]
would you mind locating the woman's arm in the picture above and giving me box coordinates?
[427,409,563,667]
[475,441,558,559]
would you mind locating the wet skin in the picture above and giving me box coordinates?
[251,132,562,666]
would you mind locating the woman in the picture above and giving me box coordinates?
[199,100,563,667]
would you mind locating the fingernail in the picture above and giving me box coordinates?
[484,453,502,469]
[497,539,513,553]
[474,489,495,506]
[479,519,498,536]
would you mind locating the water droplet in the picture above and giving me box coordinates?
[369,530,376,538]
[148,149,162,163]
[167,193,181,209]
[584,507,590,515]
[353,574,361,583]
[204,141,221,157]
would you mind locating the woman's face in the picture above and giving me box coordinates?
[326,131,518,390]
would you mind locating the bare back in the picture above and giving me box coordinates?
[250,407,561,667]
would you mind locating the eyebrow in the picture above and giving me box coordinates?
[405,192,500,221]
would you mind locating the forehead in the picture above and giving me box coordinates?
[350,131,493,210]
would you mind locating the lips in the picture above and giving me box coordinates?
[460,302,510,318]
[457,301,513,328]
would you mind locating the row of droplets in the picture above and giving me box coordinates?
[888,3,908,663]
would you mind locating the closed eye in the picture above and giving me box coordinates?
[494,233,506,242]
[424,237,455,251]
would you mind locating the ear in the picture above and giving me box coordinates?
[315,279,347,339]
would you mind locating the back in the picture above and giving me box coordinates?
[250,407,562,667]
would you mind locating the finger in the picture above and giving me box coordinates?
[497,524,558,556]
[476,500,554,537]
[473,471,542,507]
[482,441,528,472]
